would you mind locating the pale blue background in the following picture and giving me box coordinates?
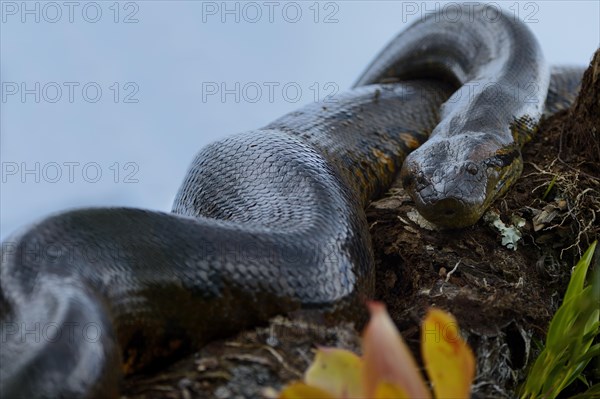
[1,0,599,239]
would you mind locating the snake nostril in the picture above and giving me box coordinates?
[444,209,455,217]
[416,172,427,185]
[466,162,479,175]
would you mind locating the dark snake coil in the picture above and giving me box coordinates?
[0,5,584,398]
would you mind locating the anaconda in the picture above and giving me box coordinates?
[0,4,584,397]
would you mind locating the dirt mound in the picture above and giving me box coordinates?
[561,49,600,168]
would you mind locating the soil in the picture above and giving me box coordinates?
[122,50,600,399]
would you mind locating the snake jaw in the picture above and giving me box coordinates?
[399,130,528,229]
[403,153,523,229]
[411,187,486,229]
[413,152,523,229]
[401,144,493,228]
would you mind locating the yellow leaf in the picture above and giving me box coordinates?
[304,347,365,398]
[278,382,336,399]
[374,381,411,399]
[362,302,431,399]
[421,309,475,399]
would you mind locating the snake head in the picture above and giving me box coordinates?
[401,135,522,229]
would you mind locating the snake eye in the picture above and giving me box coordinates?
[466,162,479,175]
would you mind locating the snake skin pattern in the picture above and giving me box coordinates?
[0,4,584,398]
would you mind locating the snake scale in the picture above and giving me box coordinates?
[0,5,584,398]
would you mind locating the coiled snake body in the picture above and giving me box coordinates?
[0,5,584,398]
